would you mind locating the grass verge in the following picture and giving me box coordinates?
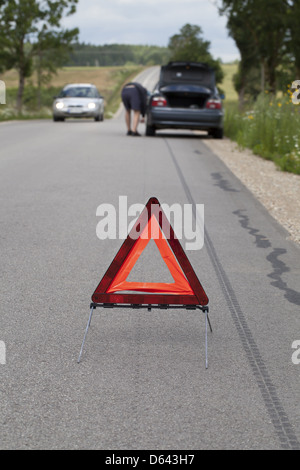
[224,90,300,175]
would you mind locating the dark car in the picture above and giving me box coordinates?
[145,62,224,138]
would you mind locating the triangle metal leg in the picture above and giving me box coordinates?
[207,314,212,333]
[205,309,208,369]
[77,303,211,368]
[77,305,94,363]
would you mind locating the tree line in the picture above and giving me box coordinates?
[67,24,224,82]
[65,43,171,67]
[219,0,300,107]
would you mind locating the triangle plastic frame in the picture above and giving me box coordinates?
[92,197,209,306]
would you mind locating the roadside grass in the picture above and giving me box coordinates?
[220,63,300,174]
[0,65,145,121]
[223,89,300,175]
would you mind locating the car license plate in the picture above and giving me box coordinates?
[68,108,83,114]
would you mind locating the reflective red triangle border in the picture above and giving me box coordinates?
[92,197,209,306]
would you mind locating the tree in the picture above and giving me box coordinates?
[285,0,300,78]
[34,28,79,109]
[0,0,79,112]
[219,1,260,108]
[220,0,288,95]
[168,24,224,84]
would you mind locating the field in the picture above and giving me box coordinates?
[2,66,141,94]
[220,62,239,102]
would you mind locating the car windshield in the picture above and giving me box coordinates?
[59,87,99,98]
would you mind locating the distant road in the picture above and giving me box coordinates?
[0,66,299,450]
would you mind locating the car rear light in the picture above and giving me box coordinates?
[206,99,222,110]
[151,96,167,107]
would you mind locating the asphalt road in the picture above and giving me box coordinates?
[0,67,300,450]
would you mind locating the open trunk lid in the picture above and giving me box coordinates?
[159,62,215,109]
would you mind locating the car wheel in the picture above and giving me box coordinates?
[95,113,104,122]
[146,124,156,136]
[53,116,64,122]
[210,128,223,139]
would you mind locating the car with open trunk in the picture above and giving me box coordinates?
[146,62,224,138]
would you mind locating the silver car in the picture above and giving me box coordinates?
[53,83,104,122]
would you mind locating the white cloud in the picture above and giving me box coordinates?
[62,0,239,62]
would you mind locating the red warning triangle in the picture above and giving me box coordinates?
[92,197,208,306]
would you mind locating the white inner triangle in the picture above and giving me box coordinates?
[126,238,175,283]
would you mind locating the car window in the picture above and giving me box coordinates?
[160,65,214,88]
[59,87,99,98]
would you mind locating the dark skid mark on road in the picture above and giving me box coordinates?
[164,138,300,450]
[211,172,240,192]
[233,209,300,306]
[267,249,300,306]
[233,209,271,248]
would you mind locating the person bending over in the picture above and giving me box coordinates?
[121,82,148,136]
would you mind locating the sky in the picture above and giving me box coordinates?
[62,0,240,63]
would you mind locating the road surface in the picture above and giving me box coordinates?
[0,66,300,450]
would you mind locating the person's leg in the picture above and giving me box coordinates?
[132,110,141,134]
[125,109,131,133]
[121,87,132,135]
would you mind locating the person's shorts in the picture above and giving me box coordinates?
[121,85,141,111]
